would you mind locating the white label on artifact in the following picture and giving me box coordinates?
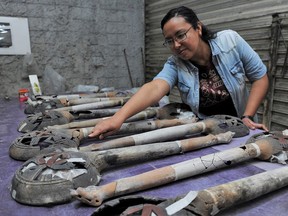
[29,75,42,96]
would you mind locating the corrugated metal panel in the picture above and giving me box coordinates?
[268,13,288,130]
[145,0,288,130]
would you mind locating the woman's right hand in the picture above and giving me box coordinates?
[88,116,123,139]
[88,80,170,139]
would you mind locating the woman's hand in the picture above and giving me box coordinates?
[88,117,123,139]
[88,80,170,139]
[242,74,269,132]
[241,117,269,132]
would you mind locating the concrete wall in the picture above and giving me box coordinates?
[0,0,145,97]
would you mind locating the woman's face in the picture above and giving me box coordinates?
[162,16,202,60]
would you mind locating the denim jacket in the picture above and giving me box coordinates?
[154,30,267,119]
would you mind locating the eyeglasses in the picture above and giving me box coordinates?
[163,26,193,47]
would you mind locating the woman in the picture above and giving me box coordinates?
[89,6,269,139]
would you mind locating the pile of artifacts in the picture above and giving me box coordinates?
[8,88,288,215]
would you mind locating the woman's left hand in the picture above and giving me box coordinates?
[241,117,269,132]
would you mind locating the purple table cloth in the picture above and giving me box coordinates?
[0,98,287,216]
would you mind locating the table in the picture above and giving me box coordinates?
[0,98,287,216]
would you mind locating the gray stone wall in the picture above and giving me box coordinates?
[0,0,144,97]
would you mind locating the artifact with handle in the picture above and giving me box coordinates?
[10,117,196,161]
[10,132,234,205]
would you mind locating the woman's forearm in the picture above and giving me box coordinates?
[243,74,269,117]
[113,79,170,123]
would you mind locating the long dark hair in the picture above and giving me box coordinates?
[161,6,215,42]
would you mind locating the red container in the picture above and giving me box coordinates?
[18,88,29,102]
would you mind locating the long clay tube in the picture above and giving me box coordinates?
[47,108,159,129]
[179,166,288,215]
[59,97,129,106]
[34,91,121,101]
[53,97,130,112]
